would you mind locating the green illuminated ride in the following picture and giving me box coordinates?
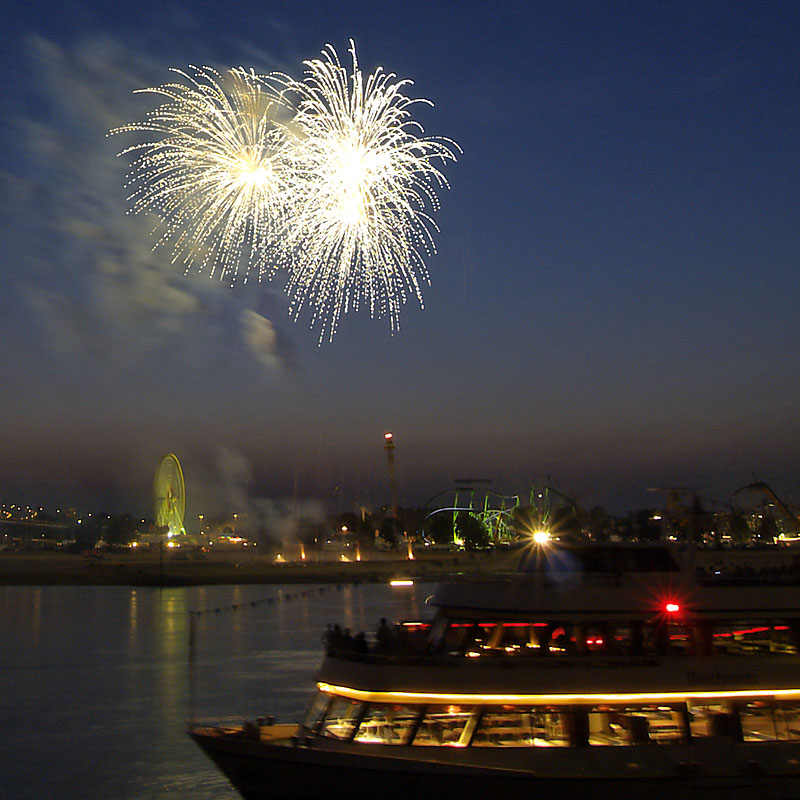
[424,485,520,546]
[523,484,579,538]
[154,453,186,538]
[424,483,580,546]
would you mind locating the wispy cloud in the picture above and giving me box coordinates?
[11,34,291,375]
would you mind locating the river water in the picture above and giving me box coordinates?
[1,582,432,799]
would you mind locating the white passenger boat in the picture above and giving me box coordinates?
[189,542,800,799]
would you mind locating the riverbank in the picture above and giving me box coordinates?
[0,549,519,586]
[2,544,795,586]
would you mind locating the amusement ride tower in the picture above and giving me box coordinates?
[383,432,398,520]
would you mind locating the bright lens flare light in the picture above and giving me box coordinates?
[110,66,295,285]
[532,530,551,545]
[275,40,460,343]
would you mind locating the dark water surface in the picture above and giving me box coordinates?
[1,582,432,799]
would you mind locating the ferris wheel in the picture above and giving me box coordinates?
[154,453,186,537]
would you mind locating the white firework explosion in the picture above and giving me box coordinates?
[273,41,459,342]
[110,66,296,284]
[112,43,459,342]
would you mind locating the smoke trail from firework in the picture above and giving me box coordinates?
[110,66,296,285]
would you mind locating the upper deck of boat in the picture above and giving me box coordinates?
[431,542,800,620]
[315,543,800,696]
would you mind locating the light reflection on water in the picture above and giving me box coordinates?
[0,581,432,800]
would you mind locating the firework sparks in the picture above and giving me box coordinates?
[274,41,459,342]
[111,43,458,342]
[110,66,295,284]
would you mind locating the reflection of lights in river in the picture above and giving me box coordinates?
[128,589,138,648]
[29,587,43,647]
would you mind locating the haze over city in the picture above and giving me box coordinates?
[1,1,799,519]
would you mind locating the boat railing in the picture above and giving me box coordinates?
[696,573,800,587]
[188,716,299,741]
[324,646,661,669]
[188,715,272,731]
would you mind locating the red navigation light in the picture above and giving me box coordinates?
[665,602,680,613]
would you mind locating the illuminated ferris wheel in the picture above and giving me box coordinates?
[153,453,186,538]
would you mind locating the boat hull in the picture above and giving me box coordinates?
[190,729,800,800]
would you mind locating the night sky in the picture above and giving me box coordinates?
[2,1,799,520]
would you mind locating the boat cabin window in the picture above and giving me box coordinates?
[583,626,608,653]
[739,703,800,741]
[412,705,475,746]
[609,624,644,655]
[587,704,688,746]
[773,705,800,740]
[473,707,569,747]
[431,616,800,660]
[320,698,800,748]
[548,625,574,654]
[710,622,798,655]
[497,623,539,653]
[688,702,740,739]
[352,704,420,745]
[666,622,691,654]
[303,691,332,731]
[740,703,783,741]
[441,622,494,654]
[320,697,364,740]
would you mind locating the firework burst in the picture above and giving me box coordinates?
[112,43,458,342]
[110,66,296,284]
[274,41,459,342]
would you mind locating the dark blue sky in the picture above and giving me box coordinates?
[1,1,799,519]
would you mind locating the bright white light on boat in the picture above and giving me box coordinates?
[665,602,680,613]
[532,530,551,545]
[390,579,414,586]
